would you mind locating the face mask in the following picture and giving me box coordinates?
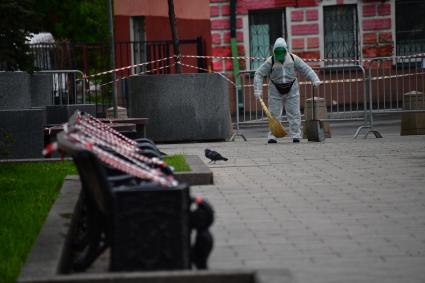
[274,47,286,62]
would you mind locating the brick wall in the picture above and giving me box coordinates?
[210,0,245,71]
[209,0,395,72]
[288,5,320,60]
[210,0,319,72]
[361,1,393,58]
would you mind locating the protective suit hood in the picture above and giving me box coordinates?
[273,37,288,52]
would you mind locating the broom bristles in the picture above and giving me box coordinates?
[258,97,288,138]
[269,117,287,138]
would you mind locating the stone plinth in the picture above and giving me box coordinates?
[31,74,53,107]
[0,108,45,159]
[0,72,31,110]
[401,91,425,135]
[128,73,233,142]
[303,97,331,138]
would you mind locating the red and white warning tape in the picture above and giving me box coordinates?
[98,64,174,87]
[48,111,176,187]
[76,113,169,169]
[176,61,236,86]
[84,52,425,87]
[179,54,363,63]
[85,56,174,79]
[66,132,175,187]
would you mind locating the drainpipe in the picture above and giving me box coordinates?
[230,0,242,108]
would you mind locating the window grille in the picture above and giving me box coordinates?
[396,0,425,56]
[323,5,359,63]
[250,25,270,70]
[249,9,286,70]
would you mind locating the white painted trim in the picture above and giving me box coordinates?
[321,0,357,5]
[321,0,337,6]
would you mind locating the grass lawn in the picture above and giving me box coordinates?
[0,161,77,283]
[0,154,189,283]
[163,154,191,172]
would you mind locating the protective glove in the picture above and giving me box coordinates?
[313,80,323,88]
[254,90,262,99]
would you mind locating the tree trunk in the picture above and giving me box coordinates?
[167,0,181,73]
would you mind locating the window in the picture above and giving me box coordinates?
[396,0,425,56]
[323,5,359,62]
[249,9,286,70]
[131,16,146,74]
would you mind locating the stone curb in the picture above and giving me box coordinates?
[174,155,213,185]
[18,176,81,281]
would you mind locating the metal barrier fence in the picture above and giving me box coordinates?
[238,60,367,123]
[221,54,425,139]
[46,52,424,137]
[40,69,134,117]
[36,70,86,105]
[367,54,425,114]
[233,58,369,139]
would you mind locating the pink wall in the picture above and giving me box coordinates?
[115,0,210,19]
[209,0,396,72]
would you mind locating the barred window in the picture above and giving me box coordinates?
[396,0,425,56]
[249,9,286,70]
[323,5,359,62]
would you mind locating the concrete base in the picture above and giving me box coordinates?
[128,73,233,142]
[0,108,45,159]
[400,112,425,135]
[303,121,331,139]
[400,91,425,135]
[303,97,331,138]
[46,104,96,125]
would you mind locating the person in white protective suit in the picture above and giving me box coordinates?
[254,37,322,143]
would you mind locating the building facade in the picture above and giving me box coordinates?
[112,0,424,73]
[113,0,212,73]
[209,0,425,71]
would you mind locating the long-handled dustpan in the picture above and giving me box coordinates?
[258,97,287,138]
[305,88,325,142]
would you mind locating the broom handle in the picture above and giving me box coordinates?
[258,97,273,120]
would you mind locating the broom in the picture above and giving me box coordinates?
[258,97,288,138]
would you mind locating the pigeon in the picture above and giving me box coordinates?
[204,149,228,164]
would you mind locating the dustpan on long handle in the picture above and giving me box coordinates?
[258,97,288,138]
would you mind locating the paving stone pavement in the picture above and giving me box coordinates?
[159,127,425,283]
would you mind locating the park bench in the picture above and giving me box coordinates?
[100,117,150,139]
[54,111,214,272]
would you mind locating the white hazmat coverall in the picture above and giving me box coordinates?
[254,38,321,142]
